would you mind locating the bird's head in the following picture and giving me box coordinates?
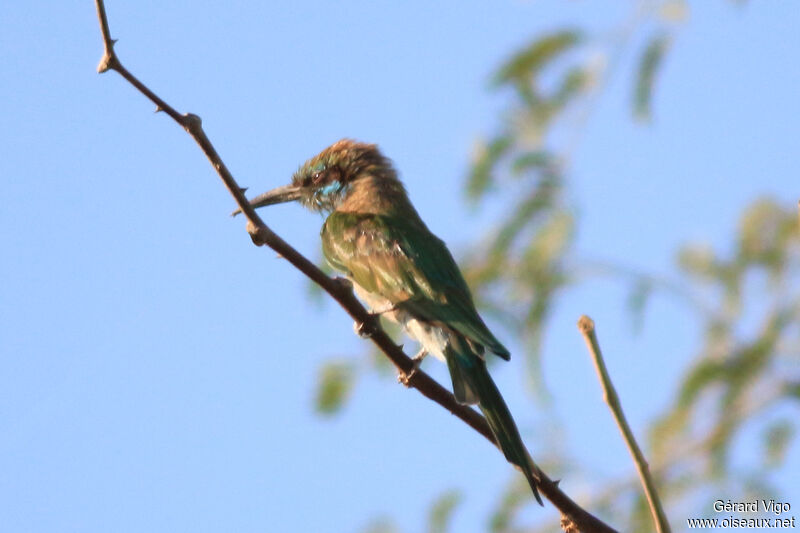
[235,139,398,215]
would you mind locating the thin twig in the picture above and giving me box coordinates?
[91,3,617,531]
[578,315,670,533]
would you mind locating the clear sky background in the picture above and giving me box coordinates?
[1,2,798,532]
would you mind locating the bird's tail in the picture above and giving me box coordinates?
[445,343,543,505]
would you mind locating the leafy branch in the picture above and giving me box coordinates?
[455,2,798,529]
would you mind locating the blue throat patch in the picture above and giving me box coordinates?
[313,180,350,212]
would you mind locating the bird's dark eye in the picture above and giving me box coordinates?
[312,171,324,184]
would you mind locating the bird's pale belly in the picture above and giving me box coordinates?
[351,280,448,362]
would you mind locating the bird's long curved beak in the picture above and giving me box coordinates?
[231,183,303,216]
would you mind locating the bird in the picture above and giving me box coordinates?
[239,139,542,504]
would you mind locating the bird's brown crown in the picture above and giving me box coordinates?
[293,139,412,215]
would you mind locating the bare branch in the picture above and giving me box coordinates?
[578,315,670,533]
[91,2,617,531]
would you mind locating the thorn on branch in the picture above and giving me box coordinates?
[353,315,379,339]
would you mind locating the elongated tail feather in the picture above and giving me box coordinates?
[444,342,543,505]
[445,346,479,405]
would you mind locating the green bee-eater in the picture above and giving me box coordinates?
[241,139,542,503]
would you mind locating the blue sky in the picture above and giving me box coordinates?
[1,1,798,532]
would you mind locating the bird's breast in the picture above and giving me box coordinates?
[350,280,448,362]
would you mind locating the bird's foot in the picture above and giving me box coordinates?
[398,349,428,386]
[371,302,397,316]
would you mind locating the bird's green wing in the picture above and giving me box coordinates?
[322,211,509,359]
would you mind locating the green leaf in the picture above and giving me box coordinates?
[361,517,399,533]
[784,381,800,399]
[627,279,652,334]
[493,30,583,87]
[676,243,717,279]
[763,420,794,468]
[466,135,513,201]
[521,210,573,272]
[488,175,563,264]
[428,489,462,533]
[634,34,671,121]
[650,407,690,460]
[630,490,656,533]
[659,0,690,23]
[510,150,554,175]
[677,358,726,409]
[489,478,529,532]
[736,198,795,270]
[552,66,590,108]
[314,360,356,415]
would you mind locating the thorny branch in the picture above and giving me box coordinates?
[92,2,618,531]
